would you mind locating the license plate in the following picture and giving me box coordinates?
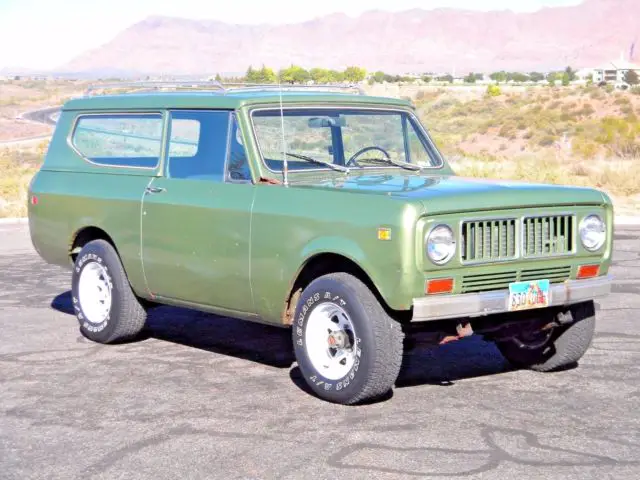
[508,279,551,312]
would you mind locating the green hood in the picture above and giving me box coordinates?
[291,171,607,215]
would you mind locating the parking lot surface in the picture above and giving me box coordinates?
[1,223,639,479]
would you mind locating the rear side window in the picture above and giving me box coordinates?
[72,113,163,168]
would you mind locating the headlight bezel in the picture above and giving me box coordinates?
[426,224,456,265]
[579,214,606,252]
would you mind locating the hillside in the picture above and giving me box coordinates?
[60,0,640,76]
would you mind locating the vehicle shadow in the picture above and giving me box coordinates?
[52,291,512,396]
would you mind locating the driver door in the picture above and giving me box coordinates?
[141,110,255,312]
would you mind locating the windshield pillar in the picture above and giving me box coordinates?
[330,122,346,166]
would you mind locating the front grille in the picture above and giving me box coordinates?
[460,218,517,263]
[522,215,574,257]
[461,266,572,293]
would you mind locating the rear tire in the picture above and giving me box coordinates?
[71,239,147,344]
[292,272,404,405]
[496,301,595,372]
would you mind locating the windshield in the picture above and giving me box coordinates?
[251,108,442,172]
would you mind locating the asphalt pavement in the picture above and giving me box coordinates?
[0,223,638,479]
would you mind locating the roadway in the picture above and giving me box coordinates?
[0,223,638,479]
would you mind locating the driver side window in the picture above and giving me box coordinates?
[342,114,407,163]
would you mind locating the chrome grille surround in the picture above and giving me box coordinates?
[460,213,576,265]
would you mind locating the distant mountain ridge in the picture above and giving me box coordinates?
[60,0,640,76]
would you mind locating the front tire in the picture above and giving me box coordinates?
[71,239,147,344]
[496,301,596,372]
[292,273,404,405]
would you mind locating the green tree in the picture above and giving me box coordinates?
[327,70,345,82]
[624,70,640,86]
[547,72,561,86]
[309,68,331,84]
[214,73,222,82]
[511,72,530,83]
[529,72,544,82]
[565,66,576,82]
[562,72,571,86]
[343,66,367,82]
[279,65,310,84]
[257,65,277,83]
[437,74,454,83]
[373,71,386,83]
[464,72,477,83]
[490,71,507,83]
[421,75,432,83]
[245,65,258,83]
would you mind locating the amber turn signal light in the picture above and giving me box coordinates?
[577,264,599,279]
[426,278,454,295]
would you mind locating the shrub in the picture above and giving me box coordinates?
[577,103,595,116]
[498,123,516,138]
[538,135,556,147]
[572,138,599,159]
[486,84,502,97]
[569,162,590,176]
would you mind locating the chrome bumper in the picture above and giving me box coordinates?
[412,275,612,322]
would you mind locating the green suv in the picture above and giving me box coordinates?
[28,83,613,404]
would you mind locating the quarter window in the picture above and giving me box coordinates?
[167,110,229,180]
[72,114,163,168]
[227,115,251,182]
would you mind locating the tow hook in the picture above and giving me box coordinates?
[556,310,574,326]
[439,322,473,345]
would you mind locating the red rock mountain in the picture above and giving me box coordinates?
[61,0,640,75]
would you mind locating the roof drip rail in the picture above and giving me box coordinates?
[83,81,367,96]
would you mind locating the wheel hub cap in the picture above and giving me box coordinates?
[78,262,112,324]
[305,303,357,381]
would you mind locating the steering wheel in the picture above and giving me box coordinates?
[346,146,391,167]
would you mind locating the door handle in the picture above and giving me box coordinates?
[145,186,166,194]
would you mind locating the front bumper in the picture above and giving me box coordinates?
[412,275,612,322]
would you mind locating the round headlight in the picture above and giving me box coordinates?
[579,215,606,251]
[426,225,456,265]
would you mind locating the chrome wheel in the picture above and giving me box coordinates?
[78,262,112,324]
[305,302,357,381]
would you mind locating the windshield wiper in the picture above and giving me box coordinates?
[285,152,349,172]
[356,157,422,171]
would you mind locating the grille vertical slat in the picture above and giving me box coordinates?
[461,218,517,263]
[522,214,575,258]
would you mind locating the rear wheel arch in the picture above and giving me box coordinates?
[70,226,117,264]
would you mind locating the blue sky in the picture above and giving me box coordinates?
[0,0,582,69]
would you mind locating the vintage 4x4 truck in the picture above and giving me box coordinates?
[28,83,613,404]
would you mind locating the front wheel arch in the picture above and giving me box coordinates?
[284,252,411,325]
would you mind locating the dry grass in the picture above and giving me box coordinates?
[449,154,640,214]
[0,142,47,217]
